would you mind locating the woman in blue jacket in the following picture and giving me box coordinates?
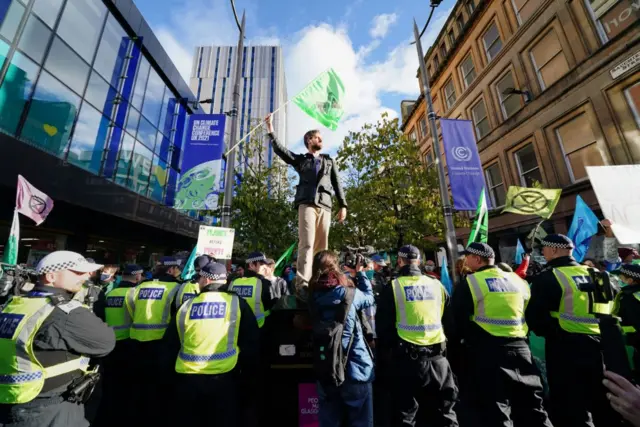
[309,250,376,427]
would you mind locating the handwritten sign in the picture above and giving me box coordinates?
[196,226,235,260]
[298,383,319,427]
[587,165,640,244]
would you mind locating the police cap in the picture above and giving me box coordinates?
[246,251,267,264]
[541,234,574,249]
[199,262,228,282]
[123,264,144,275]
[398,245,421,261]
[463,242,496,259]
[620,264,640,281]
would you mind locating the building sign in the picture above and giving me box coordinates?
[174,114,226,210]
[589,0,640,40]
[195,226,235,260]
[610,50,640,79]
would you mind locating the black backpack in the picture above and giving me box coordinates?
[309,287,356,387]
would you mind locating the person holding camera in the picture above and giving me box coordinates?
[526,234,619,427]
[376,245,458,426]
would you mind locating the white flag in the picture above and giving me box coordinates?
[16,175,54,225]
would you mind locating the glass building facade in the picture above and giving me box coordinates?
[0,0,198,208]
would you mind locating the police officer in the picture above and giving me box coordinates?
[376,245,458,427]
[126,256,183,425]
[0,251,115,427]
[94,264,143,427]
[73,259,112,317]
[526,234,618,427]
[613,263,640,382]
[163,262,259,426]
[453,242,552,427]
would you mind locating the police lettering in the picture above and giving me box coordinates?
[182,293,197,304]
[233,286,254,298]
[573,275,592,292]
[0,313,24,339]
[189,302,227,319]
[486,278,519,293]
[106,296,125,307]
[404,286,435,301]
[138,288,165,300]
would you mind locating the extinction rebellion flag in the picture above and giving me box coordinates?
[293,68,345,131]
[502,186,562,219]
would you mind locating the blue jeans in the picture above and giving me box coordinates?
[317,381,373,427]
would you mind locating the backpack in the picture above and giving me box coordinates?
[309,287,356,387]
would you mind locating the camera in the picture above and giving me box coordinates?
[342,245,376,270]
[0,263,37,305]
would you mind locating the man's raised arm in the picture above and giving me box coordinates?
[265,114,299,166]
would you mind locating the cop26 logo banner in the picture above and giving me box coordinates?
[441,119,490,211]
[174,114,226,210]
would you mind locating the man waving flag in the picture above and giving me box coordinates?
[293,68,345,131]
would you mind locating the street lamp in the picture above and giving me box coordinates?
[503,87,533,104]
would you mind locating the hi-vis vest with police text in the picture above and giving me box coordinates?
[467,268,530,338]
[175,291,240,375]
[175,282,200,310]
[391,276,446,346]
[229,277,267,328]
[551,266,612,335]
[0,294,90,404]
[127,280,181,341]
[613,291,640,335]
[105,287,135,341]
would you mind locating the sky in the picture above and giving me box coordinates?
[133,0,456,154]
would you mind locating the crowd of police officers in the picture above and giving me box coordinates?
[3,229,640,427]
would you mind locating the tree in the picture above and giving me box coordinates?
[331,112,467,251]
[215,125,297,260]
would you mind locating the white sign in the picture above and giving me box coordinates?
[610,50,640,79]
[196,226,235,260]
[587,165,640,244]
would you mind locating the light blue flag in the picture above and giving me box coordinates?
[440,258,453,296]
[567,195,600,262]
[181,246,198,281]
[515,239,526,265]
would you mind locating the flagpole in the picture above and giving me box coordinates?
[413,19,460,285]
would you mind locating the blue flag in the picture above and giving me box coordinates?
[567,195,599,262]
[515,239,525,265]
[181,246,198,281]
[440,258,453,295]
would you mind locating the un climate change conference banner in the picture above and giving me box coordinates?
[441,119,490,211]
[174,114,226,210]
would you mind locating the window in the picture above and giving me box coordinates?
[44,36,90,95]
[482,22,503,62]
[584,0,640,43]
[460,53,476,88]
[0,1,25,42]
[141,69,165,126]
[114,133,134,186]
[21,71,81,158]
[125,106,140,137]
[471,99,490,139]
[408,128,417,141]
[56,0,107,62]
[425,151,434,167]
[419,116,428,139]
[625,82,640,129]
[530,29,570,90]
[433,54,439,70]
[129,141,152,195]
[427,65,433,80]
[131,58,150,111]
[0,48,39,134]
[32,0,63,28]
[467,0,476,15]
[444,79,457,109]
[136,116,157,151]
[85,71,116,114]
[448,30,456,46]
[555,113,605,182]
[496,71,522,119]
[440,43,447,58]
[457,15,465,32]
[149,155,168,202]
[94,14,127,83]
[66,102,111,174]
[17,13,51,64]
[511,0,536,25]
[484,163,506,207]
[514,144,543,187]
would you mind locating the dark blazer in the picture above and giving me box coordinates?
[268,132,347,211]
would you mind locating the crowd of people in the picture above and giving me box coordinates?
[3,219,640,427]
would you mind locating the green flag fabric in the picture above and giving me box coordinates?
[275,243,296,277]
[181,246,198,281]
[3,209,19,265]
[502,186,562,219]
[467,188,489,245]
[293,68,345,131]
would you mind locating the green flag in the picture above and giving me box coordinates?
[293,68,345,131]
[181,246,198,281]
[502,186,562,219]
[467,188,489,245]
[3,209,19,265]
[275,243,296,277]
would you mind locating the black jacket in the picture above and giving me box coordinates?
[616,283,640,350]
[268,132,347,211]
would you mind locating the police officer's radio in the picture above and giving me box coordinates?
[586,268,634,383]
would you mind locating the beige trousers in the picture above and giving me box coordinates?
[296,204,331,288]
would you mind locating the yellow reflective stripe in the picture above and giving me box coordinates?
[15,302,56,374]
[162,285,181,325]
[125,287,136,316]
[593,302,613,315]
[393,279,409,327]
[623,325,637,334]
[176,297,194,342]
[554,270,578,315]
[43,357,90,379]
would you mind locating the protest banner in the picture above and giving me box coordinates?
[195,226,235,260]
[587,165,640,244]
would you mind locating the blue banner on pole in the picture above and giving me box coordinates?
[174,114,226,210]
[441,119,490,210]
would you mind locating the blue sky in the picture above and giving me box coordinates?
[134,0,456,153]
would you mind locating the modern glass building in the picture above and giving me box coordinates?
[0,0,205,265]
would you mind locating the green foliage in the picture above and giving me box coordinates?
[331,112,468,252]
[214,127,297,260]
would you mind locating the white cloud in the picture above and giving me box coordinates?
[369,13,398,39]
